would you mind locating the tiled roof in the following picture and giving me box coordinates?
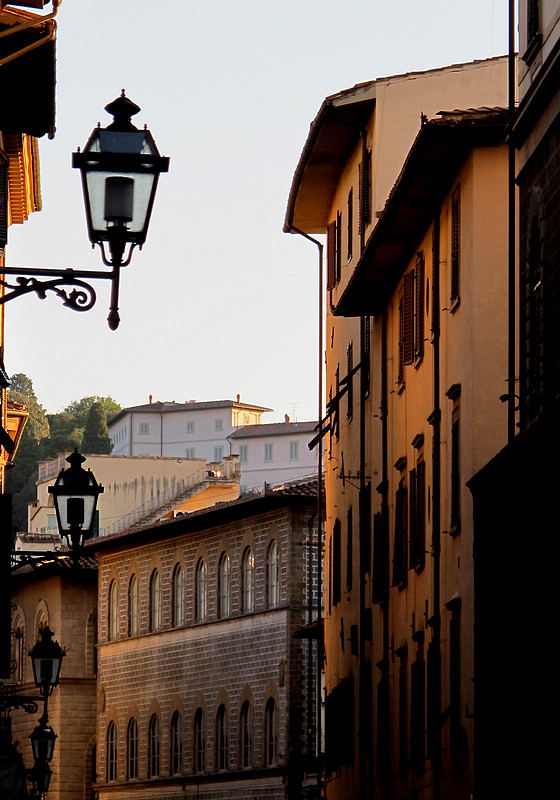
[228,421,317,439]
[88,478,320,552]
[109,399,272,425]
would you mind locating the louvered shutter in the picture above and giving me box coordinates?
[415,254,425,358]
[327,220,336,290]
[403,271,415,365]
[0,161,7,248]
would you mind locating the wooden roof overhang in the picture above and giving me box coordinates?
[284,82,376,234]
[0,5,56,138]
[335,109,509,318]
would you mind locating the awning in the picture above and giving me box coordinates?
[0,12,56,138]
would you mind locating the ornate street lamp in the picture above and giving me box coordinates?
[28,721,56,799]
[73,91,169,329]
[29,627,65,697]
[0,92,169,330]
[48,450,104,559]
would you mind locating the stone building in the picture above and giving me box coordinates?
[9,557,98,800]
[93,482,320,800]
[285,58,510,799]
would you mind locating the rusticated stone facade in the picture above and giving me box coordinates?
[93,485,320,800]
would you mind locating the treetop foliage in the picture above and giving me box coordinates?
[5,374,122,531]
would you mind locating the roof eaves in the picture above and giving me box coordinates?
[335,107,509,317]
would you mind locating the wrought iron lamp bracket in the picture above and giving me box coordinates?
[0,265,121,327]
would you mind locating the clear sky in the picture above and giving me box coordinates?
[5,0,509,421]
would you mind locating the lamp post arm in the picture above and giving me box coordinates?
[0,265,123,328]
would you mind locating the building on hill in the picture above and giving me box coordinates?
[285,57,510,799]
[27,452,240,538]
[228,419,319,492]
[108,397,271,461]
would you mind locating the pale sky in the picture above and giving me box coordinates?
[5,0,509,421]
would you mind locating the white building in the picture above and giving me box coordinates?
[229,420,319,492]
[108,398,271,461]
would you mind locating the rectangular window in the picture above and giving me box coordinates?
[409,452,426,572]
[392,474,408,588]
[332,519,341,605]
[215,418,223,431]
[362,316,370,398]
[450,396,461,534]
[214,446,223,462]
[238,445,248,464]
[289,441,298,461]
[411,653,426,773]
[400,254,425,375]
[347,188,353,261]
[264,443,274,462]
[186,420,194,432]
[451,185,460,303]
[359,148,372,237]
[185,448,195,459]
[139,423,149,435]
[346,506,353,590]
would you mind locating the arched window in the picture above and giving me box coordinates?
[195,558,207,622]
[148,714,160,777]
[242,547,254,613]
[218,553,230,619]
[172,564,184,627]
[108,580,118,641]
[12,614,25,682]
[107,722,117,782]
[240,701,252,768]
[149,570,161,632]
[193,708,205,773]
[267,540,279,609]
[265,698,277,766]
[216,705,228,771]
[127,718,138,780]
[128,575,138,637]
[170,711,182,775]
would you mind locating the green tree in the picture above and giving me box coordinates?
[82,402,113,454]
[5,374,50,531]
[64,396,121,429]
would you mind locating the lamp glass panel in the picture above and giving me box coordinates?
[57,493,96,533]
[85,169,155,236]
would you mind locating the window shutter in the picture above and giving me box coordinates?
[451,186,460,301]
[409,467,417,568]
[0,161,7,248]
[403,271,415,365]
[327,220,336,290]
[415,253,425,358]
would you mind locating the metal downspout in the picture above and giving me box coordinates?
[287,225,324,798]
[430,213,442,800]
[508,0,517,442]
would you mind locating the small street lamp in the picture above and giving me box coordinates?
[29,627,65,697]
[48,449,104,560]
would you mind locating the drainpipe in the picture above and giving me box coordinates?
[286,225,324,798]
[430,213,442,800]
[358,130,369,800]
[507,0,516,443]
[379,309,391,800]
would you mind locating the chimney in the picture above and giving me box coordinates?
[285,414,290,423]
[149,394,153,404]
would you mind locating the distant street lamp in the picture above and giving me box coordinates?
[0,92,169,329]
[48,450,104,560]
[29,627,65,697]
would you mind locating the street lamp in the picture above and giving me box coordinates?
[0,92,169,329]
[48,449,104,559]
[29,627,65,697]
[73,90,170,329]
